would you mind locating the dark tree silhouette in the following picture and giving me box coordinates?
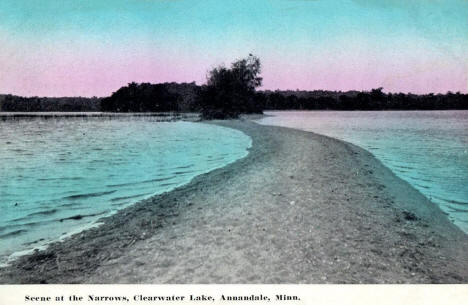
[2,60,468,113]
[2,87,467,113]
[197,54,264,119]
[101,82,180,112]
[100,82,200,112]
[0,95,100,112]
[258,89,468,111]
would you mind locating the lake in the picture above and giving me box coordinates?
[0,115,251,265]
[258,111,468,234]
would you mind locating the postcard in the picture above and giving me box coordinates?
[0,1,467,304]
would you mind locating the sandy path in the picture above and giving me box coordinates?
[1,119,467,283]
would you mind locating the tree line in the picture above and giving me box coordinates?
[100,82,200,112]
[261,88,468,111]
[0,95,101,112]
[2,55,468,118]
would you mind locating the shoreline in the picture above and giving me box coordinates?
[0,112,200,121]
[0,118,467,283]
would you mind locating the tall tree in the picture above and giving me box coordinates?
[198,54,263,119]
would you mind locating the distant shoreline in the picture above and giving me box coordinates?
[2,84,467,113]
[0,112,200,120]
[0,118,467,283]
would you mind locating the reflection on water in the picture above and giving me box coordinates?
[259,110,468,234]
[0,116,251,264]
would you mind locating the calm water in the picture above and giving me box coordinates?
[259,111,468,233]
[0,116,251,264]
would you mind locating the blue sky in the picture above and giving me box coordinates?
[1,0,467,96]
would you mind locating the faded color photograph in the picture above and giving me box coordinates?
[0,0,467,284]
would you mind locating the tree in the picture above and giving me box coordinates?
[198,54,264,119]
[101,82,180,112]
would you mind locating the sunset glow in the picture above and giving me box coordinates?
[1,0,467,96]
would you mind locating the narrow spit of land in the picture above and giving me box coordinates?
[0,118,466,283]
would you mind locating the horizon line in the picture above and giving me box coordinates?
[2,83,467,99]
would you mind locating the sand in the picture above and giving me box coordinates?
[0,118,467,283]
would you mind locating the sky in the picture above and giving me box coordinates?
[0,0,467,97]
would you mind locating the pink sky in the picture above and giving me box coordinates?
[1,21,467,97]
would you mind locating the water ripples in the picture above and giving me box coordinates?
[259,110,468,234]
[0,116,251,265]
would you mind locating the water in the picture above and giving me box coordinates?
[258,111,468,233]
[0,115,251,264]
